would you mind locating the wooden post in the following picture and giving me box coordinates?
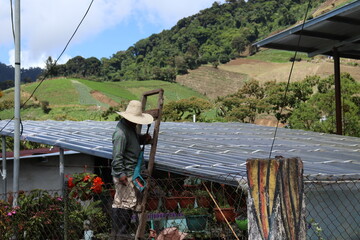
[246,157,306,240]
[333,48,342,135]
[135,89,164,239]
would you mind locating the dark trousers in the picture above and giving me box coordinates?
[110,208,134,239]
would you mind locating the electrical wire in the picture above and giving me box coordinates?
[268,0,312,159]
[21,0,95,108]
[10,0,15,40]
[0,0,95,135]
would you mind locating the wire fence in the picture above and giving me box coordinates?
[0,173,359,239]
[304,176,360,240]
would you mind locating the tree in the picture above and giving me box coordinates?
[66,56,86,77]
[289,73,360,137]
[85,57,101,76]
[231,35,247,54]
[216,80,270,123]
[174,56,188,74]
[163,97,211,121]
[44,56,57,78]
[264,79,313,123]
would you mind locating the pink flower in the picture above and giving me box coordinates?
[7,210,16,216]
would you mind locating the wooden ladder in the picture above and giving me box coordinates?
[135,88,164,239]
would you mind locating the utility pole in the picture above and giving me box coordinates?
[13,0,21,207]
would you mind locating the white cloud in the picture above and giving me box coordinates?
[1,0,223,68]
[9,49,71,69]
[1,0,134,67]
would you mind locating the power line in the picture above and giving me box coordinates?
[10,0,15,40]
[0,0,95,135]
[268,0,312,159]
[21,0,95,108]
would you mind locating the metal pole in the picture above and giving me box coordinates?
[333,48,342,135]
[13,0,21,207]
[60,148,65,196]
[2,136,7,201]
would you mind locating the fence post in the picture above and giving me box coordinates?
[64,184,68,240]
[60,148,65,197]
[246,157,306,240]
[2,136,7,201]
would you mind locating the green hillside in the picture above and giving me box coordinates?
[0,78,205,121]
[42,0,328,82]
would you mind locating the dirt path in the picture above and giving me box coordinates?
[90,90,119,107]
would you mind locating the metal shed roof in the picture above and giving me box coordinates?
[254,0,360,59]
[0,120,359,185]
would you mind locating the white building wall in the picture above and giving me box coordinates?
[0,153,95,193]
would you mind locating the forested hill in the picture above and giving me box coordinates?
[45,0,329,82]
[0,63,43,89]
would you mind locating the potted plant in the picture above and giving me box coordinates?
[212,185,236,223]
[182,207,209,232]
[213,205,236,223]
[146,184,165,211]
[66,172,104,201]
[178,190,196,208]
[194,190,211,208]
[183,177,202,190]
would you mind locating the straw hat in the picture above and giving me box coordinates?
[117,100,154,125]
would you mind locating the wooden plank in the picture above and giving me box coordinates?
[247,157,305,240]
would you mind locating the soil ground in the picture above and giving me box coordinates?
[175,57,360,127]
[176,58,360,100]
[90,90,119,107]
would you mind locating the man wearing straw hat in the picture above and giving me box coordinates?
[111,100,153,239]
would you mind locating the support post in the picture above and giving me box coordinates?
[60,148,65,197]
[13,0,21,207]
[246,157,306,240]
[2,136,7,201]
[333,48,342,135]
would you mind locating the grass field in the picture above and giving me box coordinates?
[247,49,311,63]
[78,79,205,109]
[0,78,207,121]
[22,78,79,105]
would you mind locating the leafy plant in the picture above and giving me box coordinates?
[0,189,109,239]
[183,177,202,186]
[182,206,208,216]
[308,218,324,240]
[66,172,105,201]
[193,190,208,197]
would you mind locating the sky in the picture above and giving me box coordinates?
[0,0,225,69]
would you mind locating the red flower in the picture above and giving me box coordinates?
[67,177,75,188]
[91,177,104,194]
[83,175,91,182]
[93,177,104,185]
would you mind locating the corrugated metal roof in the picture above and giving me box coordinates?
[0,120,359,185]
[0,147,75,158]
[254,1,360,59]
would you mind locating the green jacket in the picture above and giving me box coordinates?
[111,119,141,178]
